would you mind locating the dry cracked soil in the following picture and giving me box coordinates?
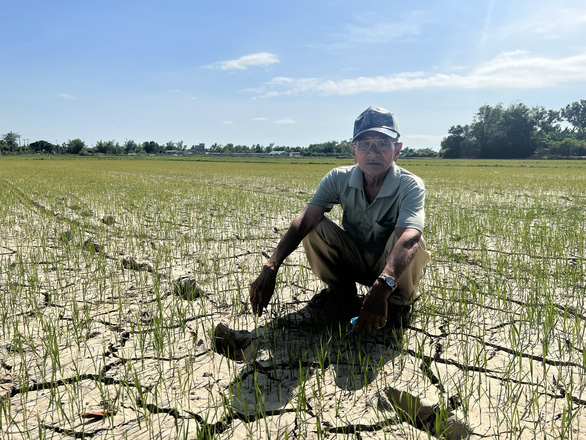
[1,174,585,440]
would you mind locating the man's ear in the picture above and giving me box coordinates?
[393,142,403,162]
[351,145,358,163]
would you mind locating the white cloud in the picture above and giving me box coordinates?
[58,93,78,100]
[267,77,294,85]
[346,11,427,44]
[274,119,295,124]
[477,4,586,45]
[252,117,268,122]
[253,51,586,96]
[322,11,430,51]
[222,120,234,125]
[515,7,586,39]
[209,52,279,70]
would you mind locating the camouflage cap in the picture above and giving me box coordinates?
[353,106,400,142]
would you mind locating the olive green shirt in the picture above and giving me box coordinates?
[309,164,425,254]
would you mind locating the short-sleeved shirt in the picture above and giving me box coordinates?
[309,164,425,254]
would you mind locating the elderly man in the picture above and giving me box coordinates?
[250,106,430,332]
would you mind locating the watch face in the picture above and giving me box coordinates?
[379,275,396,288]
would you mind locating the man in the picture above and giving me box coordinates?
[250,106,430,333]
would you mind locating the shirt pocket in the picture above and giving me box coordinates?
[373,220,395,238]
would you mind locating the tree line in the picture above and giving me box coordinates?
[440,100,586,159]
[208,140,359,157]
[0,136,364,158]
[0,136,366,158]
[2,99,585,159]
[0,134,462,159]
[205,141,438,158]
[0,137,191,156]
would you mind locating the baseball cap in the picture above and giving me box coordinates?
[352,106,400,142]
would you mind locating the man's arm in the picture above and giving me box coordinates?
[358,227,422,332]
[250,203,326,316]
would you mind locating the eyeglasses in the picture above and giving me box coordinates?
[352,138,395,152]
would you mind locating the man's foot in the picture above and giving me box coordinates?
[308,287,362,322]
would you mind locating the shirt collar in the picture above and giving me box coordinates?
[349,165,364,190]
[349,164,401,198]
[378,164,402,198]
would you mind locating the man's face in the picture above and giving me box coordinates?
[351,132,402,176]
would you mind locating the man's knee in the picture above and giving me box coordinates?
[302,216,343,255]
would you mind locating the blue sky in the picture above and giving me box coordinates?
[2,0,586,150]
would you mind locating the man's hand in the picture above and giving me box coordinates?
[250,266,277,317]
[357,281,390,332]
[249,204,326,317]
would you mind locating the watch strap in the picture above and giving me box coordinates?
[378,273,397,290]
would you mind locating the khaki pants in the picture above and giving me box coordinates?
[302,217,431,305]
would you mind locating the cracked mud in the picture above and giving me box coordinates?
[1,160,585,439]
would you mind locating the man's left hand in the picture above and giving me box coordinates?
[357,282,389,332]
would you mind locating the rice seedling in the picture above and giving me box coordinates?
[0,156,584,438]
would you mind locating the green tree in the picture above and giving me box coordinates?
[402,147,438,158]
[95,140,122,155]
[500,103,538,158]
[233,144,250,153]
[29,140,57,153]
[532,106,563,142]
[95,140,108,154]
[304,140,351,157]
[67,138,86,154]
[450,103,539,159]
[123,139,141,154]
[440,125,469,158]
[142,141,161,154]
[561,100,586,139]
[2,131,20,153]
[548,138,586,157]
[471,104,506,158]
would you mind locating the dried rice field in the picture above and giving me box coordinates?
[0,156,585,439]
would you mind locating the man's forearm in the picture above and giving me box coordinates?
[264,204,325,272]
[381,228,421,283]
[251,205,324,317]
[265,220,309,271]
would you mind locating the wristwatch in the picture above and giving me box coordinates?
[377,273,397,291]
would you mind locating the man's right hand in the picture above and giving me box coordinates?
[250,266,277,317]
[249,204,325,317]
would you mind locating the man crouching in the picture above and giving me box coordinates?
[250,106,431,333]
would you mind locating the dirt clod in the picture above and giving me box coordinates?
[58,231,72,244]
[212,323,255,362]
[102,215,116,225]
[172,277,204,300]
[121,256,153,272]
[83,239,103,254]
